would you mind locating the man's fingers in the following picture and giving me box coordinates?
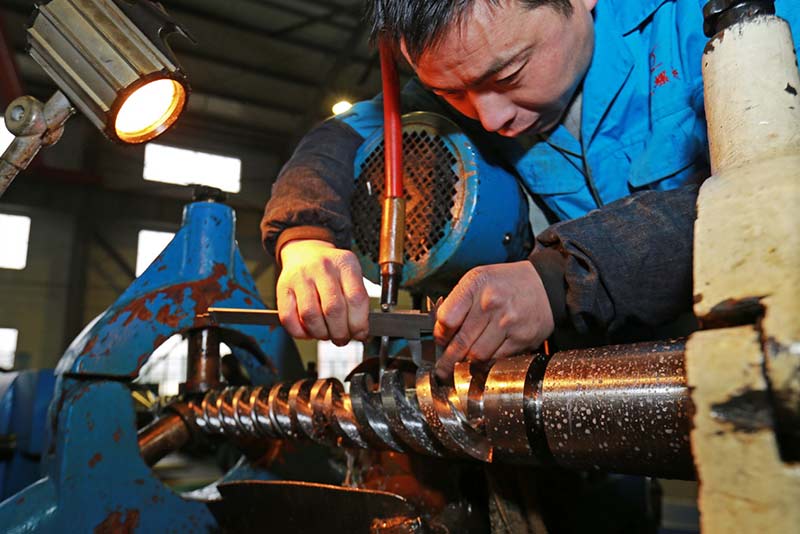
[435,356,458,380]
[436,310,489,379]
[464,321,507,362]
[434,276,478,345]
[276,289,310,339]
[340,263,370,341]
[316,273,350,345]
[292,278,329,340]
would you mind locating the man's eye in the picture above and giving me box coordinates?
[496,66,525,87]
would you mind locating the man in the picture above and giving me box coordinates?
[262,0,800,377]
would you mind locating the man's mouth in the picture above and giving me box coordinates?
[501,118,545,138]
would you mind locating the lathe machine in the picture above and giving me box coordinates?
[0,0,798,532]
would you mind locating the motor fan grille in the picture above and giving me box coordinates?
[352,128,460,264]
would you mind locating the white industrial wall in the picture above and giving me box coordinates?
[0,115,299,370]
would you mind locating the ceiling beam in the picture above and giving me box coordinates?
[266,5,339,39]
[175,46,318,89]
[158,0,374,65]
[11,47,307,119]
[0,4,320,91]
[247,0,359,31]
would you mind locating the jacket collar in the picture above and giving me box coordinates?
[581,0,634,145]
[611,0,671,35]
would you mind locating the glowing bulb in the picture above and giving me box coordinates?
[332,100,353,115]
[115,79,185,143]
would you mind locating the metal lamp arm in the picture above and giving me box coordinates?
[0,90,74,198]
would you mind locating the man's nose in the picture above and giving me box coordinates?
[469,91,515,133]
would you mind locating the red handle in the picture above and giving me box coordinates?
[379,40,403,199]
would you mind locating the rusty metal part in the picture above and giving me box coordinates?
[185,341,696,479]
[542,339,693,479]
[379,198,407,266]
[379,197,407,310]
[138,412,191,466]
[181,328,221,394]
[1,91,74,197]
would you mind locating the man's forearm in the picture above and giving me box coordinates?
[530,186,699,334]
[261,119,364,257]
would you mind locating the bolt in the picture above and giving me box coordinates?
[10,105,25,122]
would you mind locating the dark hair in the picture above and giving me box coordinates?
[366,0,574,63]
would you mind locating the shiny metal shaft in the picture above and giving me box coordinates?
[193,340,693,479]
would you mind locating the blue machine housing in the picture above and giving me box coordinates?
[0,370,55,501]
[352,112,532,296]
[0,200,304,532]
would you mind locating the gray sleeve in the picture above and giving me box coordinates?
[260,118,365,256]
[530,186,698,334]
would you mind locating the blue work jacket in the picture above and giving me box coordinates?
[338,0,800,221]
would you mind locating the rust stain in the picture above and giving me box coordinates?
[88,453,103,468]
[113,427,122,443]
[700,296,765,329]
[122,303,153,327]
[94,509,140,534]
[711,390,772,433]
[156,305,182,328]
[244,297,253,305]
[80,337,98,356]
[157,265,168,272]
[109,263,246,331]
[134,479,145,486]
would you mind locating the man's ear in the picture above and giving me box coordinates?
[399,39,415,69]
[580,0,598,11]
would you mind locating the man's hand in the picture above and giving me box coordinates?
[277,239,370,345]
[434,261,554,379]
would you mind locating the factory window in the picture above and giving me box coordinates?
[0,214,31,270]
[0,328,18,370]
[143,143,241,193]
[1,121,13,154]
[138,335,186,397]
[317,340,363,386]
[136,229,175,276]
[363,277,382,299]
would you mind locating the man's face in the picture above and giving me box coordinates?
[404,0,597,138]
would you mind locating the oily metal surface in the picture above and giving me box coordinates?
[483,354,549,461]
[415,365,491,461]
[350,372,405,451]
[542,339,693,479]
[380,368,446,457]
[268,381,297,438]
[187,344,694,480]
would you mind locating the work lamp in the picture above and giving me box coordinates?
[1,0,191,197]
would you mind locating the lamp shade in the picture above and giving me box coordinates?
[27,0,191,144]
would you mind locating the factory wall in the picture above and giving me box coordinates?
[0,115,309,371]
